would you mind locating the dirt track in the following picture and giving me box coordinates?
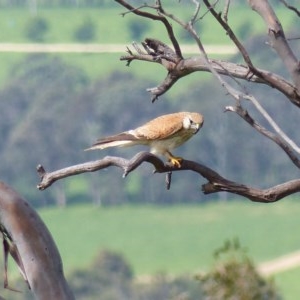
[258,250,300,276]
[0,43,237,55]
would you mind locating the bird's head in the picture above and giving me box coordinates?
[183,112,204,134]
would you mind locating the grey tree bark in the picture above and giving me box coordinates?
[0,182,74,300]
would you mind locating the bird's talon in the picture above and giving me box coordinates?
[168,157,182,168]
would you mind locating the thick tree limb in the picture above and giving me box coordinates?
[111,1,300,203]
[117,1,300,163]
[202,0,300,110]
[37,152,300,203]
[118,0,300,105]
[0,182,74,299]
[248,0,300,89]
[121,44,300,105]
[117,0,300,105]
[37,152,167,190]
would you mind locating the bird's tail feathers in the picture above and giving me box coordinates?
[84,132,137,151]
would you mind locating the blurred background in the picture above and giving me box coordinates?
[0,0,299,299]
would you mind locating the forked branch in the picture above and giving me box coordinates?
[118,0,300,106]
[115,0,183,59]
[37,152,300,203]
[248,0,300,89]
[121,40,300,104]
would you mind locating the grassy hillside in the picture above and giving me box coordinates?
[275,267,300,299]
[38,200,300,274]
[34,200,300,298]
[0,6,295,44]
[0,4,295,84]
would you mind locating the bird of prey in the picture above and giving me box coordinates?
[85,112,204,167]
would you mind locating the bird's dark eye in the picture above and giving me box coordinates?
[189,119,193,124]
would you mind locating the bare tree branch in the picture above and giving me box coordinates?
[152,0,300,162]
[37,152,167,190]
[279,0,300,18]
[203,0,255,70]
[117,0,300,108]
[118,1,300,169]
[121,42,300,105]
[111,1,300,202]
[244,94,300,154]
[118,1,300,167]
[202,0,300,106]
[248,0,300,89]
[225,104,300,168]
[115,0,183,59]
[223,0,231,23]
[37,152,300,203]
[120,2,300,107]
[190,0,201,25]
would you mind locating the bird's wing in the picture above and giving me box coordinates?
[134,113,184,140]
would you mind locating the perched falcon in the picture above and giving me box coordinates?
[85,112,204,167]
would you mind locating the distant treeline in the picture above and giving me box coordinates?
[0,36,299,207]
[0,0,110,8]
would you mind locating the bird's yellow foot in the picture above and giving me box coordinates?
[168,156,183,168]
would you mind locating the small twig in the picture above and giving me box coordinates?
[119,4,155,17]
[203,0,255,70]
[216,58,300,158]
[287,36,300,41]
[155,0,183,59]
[190,0,201,25]
[248,0,300,89]
[198,0,219,20]
[244,94,300,155]
[279,0,300,17]
[115,0,183,59]
[165,171,172,190]
[223,0,230,23]
[146,72,180,102]
[225,105,300,168]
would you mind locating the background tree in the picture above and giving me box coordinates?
[73,18,96,42]
[25,16,49,42]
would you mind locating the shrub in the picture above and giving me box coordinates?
[25,16,49,42]
[73,18,96,42]
[196,239,282,300]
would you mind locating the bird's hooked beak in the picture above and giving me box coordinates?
[192,123,201,134]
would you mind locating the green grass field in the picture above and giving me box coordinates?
[275,267,300,299]
[0,5,294,44]
[0,4,295,85]
[33,200,300,299]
